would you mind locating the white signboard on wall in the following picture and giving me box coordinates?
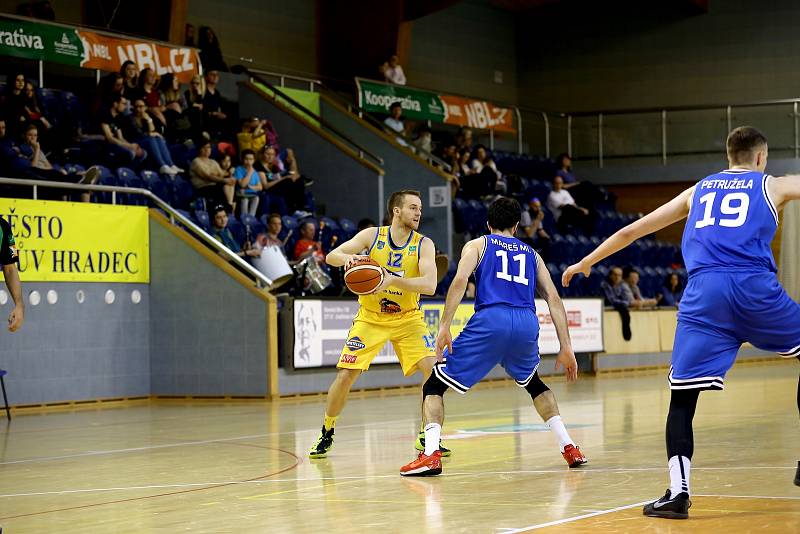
[293,298,604,369]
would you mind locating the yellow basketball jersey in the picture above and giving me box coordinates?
[359,226,424,318]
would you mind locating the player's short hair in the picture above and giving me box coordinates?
[387,190,421,220]
[726,126,767,164]
[487,196,521,231]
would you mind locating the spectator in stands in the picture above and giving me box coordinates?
[293,221,325,261]
[556,153,579,188]
[159,73,190,140]
[519,197,551,258]
[185,74,205,138]
[380,54,407,85]
[120,61,139,104]
[135,68,168,130]
[384,102,408,146]
[413,125,433,155]
[554,152,614,209]
[19,124,99,201]
[602,266,632,341]
[622,266,661,308]
[234,149,263,216]
[129,99,182,175]
[217,152,233,180]
[547,175,592,234]
[260,213,284,249]
[190,139,235,210]
[660,272,683,307]
[21,81,51,132]
[460,144,500,199]
[210,204,260,259]
[456,127,473,153]
[202,70,228,138]
[237,117,268,154]
[456,149,472,178]
[198,27,228,72]
[93,72,124,117]
[5,74,28,134]
[184,23,195,46]
[99,95,146,166]
[255,145,307,212]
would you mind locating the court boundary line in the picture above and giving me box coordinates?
[498,500,651,532]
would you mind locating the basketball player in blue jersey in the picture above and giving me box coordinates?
[563,126,800,519]
[400,197,586,476]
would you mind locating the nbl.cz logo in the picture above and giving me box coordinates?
[345,337,366,351]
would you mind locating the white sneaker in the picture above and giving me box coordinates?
[160,165,177,175]
[170,165,184,174]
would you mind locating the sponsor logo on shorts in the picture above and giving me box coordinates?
[340,354,358,364]
[346,336,366,351]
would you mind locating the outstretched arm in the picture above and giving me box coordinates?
[435,239,481,360]
[534,252,577,381]
[563,186,694,287]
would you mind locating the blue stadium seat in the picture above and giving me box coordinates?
[170,176,194,210]
[226,215,246,245]
[193,210,211,233]
[338,218,356,240]
[144,175,171,206]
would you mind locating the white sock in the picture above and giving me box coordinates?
[545,415,574,452]
[668,455,691,496]
[424,423,441,456]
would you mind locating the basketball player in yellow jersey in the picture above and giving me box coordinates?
[309,190,447,458]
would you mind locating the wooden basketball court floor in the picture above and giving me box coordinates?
[0,362,798,533]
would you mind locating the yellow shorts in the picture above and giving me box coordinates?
[337,308,435,376]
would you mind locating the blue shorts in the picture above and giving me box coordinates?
[670,270,800,390]
[434,305,540,393]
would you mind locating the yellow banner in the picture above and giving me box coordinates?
[0,199,149,283]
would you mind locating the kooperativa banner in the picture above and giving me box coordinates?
[0,198,149,283]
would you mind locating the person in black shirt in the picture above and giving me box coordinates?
[98,95,146,166]
[0,217,23,332]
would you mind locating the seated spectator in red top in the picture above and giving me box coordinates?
[135,68,168,130]
[293,221,325,261]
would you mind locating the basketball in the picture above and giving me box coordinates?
[345,258,384,295]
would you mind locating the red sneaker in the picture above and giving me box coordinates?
[562,444,587,468]
[400,451,443,477]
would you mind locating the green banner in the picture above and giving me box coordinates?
[357,79,446,122]
[0,16,82,66]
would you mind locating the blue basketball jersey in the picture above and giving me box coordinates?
[474,234,538,311]
[682,170,778,274]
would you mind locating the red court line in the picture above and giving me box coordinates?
[0,444,302,520]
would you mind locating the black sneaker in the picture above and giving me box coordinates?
[794,461,800,486]
[643,489,691,519]
[309,426,334,458]
[302,176,314,188]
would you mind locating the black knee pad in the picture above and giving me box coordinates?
[524,372,550,400]
[423,373,449,399]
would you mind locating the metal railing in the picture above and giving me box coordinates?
[557,98,800,167]
[0,177,273,289]
[236,66,385,168]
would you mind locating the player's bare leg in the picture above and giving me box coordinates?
[401,373,448,476]
[309,368,361,458]
[795,356,799,486]
[527,372,586,467]
[414,357,451,456]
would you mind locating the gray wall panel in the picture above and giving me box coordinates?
[0,283,149,405]
[148,217,271,397]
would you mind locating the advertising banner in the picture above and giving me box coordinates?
[78,30,200,83]
[356,78,516,132]
[0,15,200,83]
[356,79,446,122]
[293,298,603,369]
[439,94,515,133]
[0,199,149,283]
[0,16,82,65]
